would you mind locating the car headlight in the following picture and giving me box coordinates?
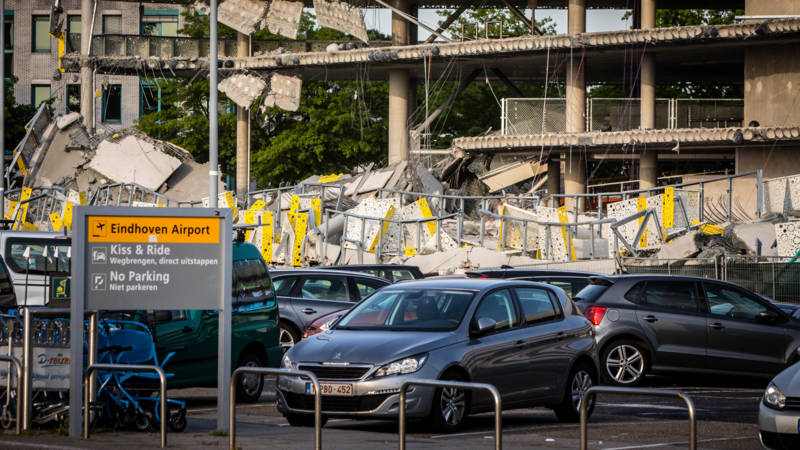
[764,382,786,410]
[374,354,427,378]
[320,317,338,332]
[282,354,293,370]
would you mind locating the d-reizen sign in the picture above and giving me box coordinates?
[69,207,233,437]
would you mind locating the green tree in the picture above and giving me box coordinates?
[3,77,38,152]
[136,7,389,187]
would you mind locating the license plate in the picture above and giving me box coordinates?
[306,382,353,396]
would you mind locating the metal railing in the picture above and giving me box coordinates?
[84,363,167,448]
[229,368,321,450]
[89,34,391,59]
[501,97,743,136]
[580,386,696,450]
[334,209,462,260]
[548,170,762,225]
[399,379,502,450]
[89,182,199,208]
[0,355,22,435]
[479,208,616,261]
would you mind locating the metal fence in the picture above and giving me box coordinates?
[501,98,566,135]
[501,98,744,136]
[586,98,670,132]
[620,256,800,304]
[675,99,744,129]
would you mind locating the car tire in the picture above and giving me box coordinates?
[280,323,299,353]
[431,371,470,433]
[235,352,265,403]
[601,340,648,386]
[553,362,596,422]
[284,413,328,427]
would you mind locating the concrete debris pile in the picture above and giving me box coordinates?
[7,110,221,232]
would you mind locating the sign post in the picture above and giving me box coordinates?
[69,207,232,437]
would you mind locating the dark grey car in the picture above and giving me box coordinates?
[271,269,391,351]
[277,278,598,431]
[574,275,800,386]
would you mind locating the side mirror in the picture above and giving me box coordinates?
[756,310,779,325]
[153,310,171,323]
[471,317,496,336]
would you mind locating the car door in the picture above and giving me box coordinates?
[463,288,529,407]
[702,281,791,375]
[289,275,355,329]
[512,286,571,400]
[634,280,708,370]
[152,310,214,384]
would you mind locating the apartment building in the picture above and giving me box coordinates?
[6,0,187,129]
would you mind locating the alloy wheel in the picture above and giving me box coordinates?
[570,369,594,412]
[439,386,466,426]
[605,344,644,384]
[279,327,296,352]
[241,360,262,399]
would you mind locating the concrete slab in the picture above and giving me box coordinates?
[87,135,182,191]
[657,231,701,260]
[56,112,81,129]
[730,222,778,256]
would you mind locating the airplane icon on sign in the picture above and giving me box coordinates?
[91,219,109,238]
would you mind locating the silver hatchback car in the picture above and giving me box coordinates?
[277,278,598,431]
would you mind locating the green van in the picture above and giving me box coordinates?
[146,241,281,402]
[0,231,280,402]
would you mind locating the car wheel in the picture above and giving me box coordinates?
[284,413,328,427]
[431,372,470,433]
[601,340,648,386]
[235,352,265,403]
[280,323,299,353]
[553,363,596,422]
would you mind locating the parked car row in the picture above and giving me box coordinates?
[3,229,798,445]
[273,264,800,447]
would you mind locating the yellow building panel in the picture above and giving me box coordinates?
[557,206,576,261]
[663,187,674,229]
[292,212,308,267]
[637,197,647,248]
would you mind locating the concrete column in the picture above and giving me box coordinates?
[638,0,657,191]
[80,0,94,132]
[547,157,561,206]
[236,32,250,205]
[388,0,410,164]
[565,0,586,210]
[639,150,657,191]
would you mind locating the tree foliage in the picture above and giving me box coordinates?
[3,77,38,152]
[136,8,388,187]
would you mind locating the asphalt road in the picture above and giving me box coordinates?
[0,374,767,449]
[179,374,766,449]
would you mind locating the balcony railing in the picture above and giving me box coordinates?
[87,34,391,59]
[501,98,744,135]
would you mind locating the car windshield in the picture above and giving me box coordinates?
[335,288,476,331]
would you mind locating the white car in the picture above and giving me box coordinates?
[759,361,800,449]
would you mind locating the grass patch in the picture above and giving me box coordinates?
[208,429,228,437]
